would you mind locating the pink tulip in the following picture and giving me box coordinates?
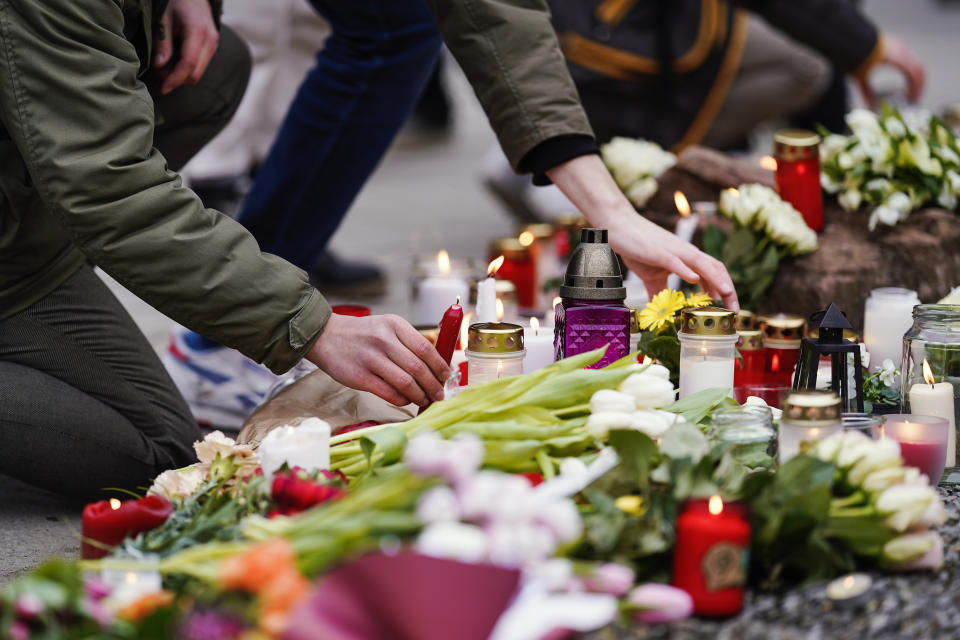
[581,563,636,597]
[8,620,30,640]
[626,584,693,624]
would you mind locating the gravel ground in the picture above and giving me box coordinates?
[590,486,960,640]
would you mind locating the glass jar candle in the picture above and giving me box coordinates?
[774,129,823,231]
[678,307,738,399]
[465,322,526,386]
[489,237,536,310]
[734,329,766,387]
[900,304,960,468]
[879,414,950,483]
[863,287,919,374]
[778,390,842,463]
[552,214,588,259]
[757,313,806,386]
[521,223,561,311]
[712,406,775,458]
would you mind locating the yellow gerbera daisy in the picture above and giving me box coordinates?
[638,289,686,332]
[684,292,713,308]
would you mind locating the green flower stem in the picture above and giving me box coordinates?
[552,403,590,417]
[829,505,877,519]
[831,491,868,509]
[536,449,556,480]
[329,422,397,446]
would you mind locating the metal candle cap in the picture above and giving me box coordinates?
[757,313,806,345]
[680,306,736,335]
[466,322,525,353]
[737,329,764,351]
[774,129,820,161]
[782,390,841,424]
[558,228,626,300]
[736,310,757,331]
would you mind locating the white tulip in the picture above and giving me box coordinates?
[835,431,874,468]
[486,521,556,566]
[847,437,902,486]
[590,389,638,415]
[744,396,783,422]
[618,374,676,409]
[875,484,937,532]
[586,411,634,440]
[459,471,532,522]
[416,521,489,563]
[813,432,845,463]
[559,457,589,479]
[626,363,670,379]
[627,410,674,439]
[257,418,331,476]
[862,466,913,493]
[882,531,942,570]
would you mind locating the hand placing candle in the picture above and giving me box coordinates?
[81,496,173,559]
[909,359,957,467]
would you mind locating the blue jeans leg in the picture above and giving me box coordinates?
[237,0,443,271]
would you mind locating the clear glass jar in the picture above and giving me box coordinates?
[900,304,960,467]
[678,307,738,399]
[712,406,775,458]
[863,287,919,374]
[778,390,842,463]
[465,322,526,386]
[841,413,884,438]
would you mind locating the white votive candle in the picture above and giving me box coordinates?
[909,360,957,467]
[523,317,555,373]
[863,287,919,373]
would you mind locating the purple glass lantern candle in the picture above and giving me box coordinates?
[554,228,630,369]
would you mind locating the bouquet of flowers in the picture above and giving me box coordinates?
[820,105,960,230]
[703,184,818,309]
[601,137,677,207]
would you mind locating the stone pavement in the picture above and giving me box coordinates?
[3,0,959,590]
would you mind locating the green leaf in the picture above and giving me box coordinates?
[663,387,732,425]
[607,429,658,485]
[702,225,728,259]
[360,426,407,468]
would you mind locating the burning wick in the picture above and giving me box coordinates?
[708,494,723,516]
[437,249,451,274]
[109,498,122,510]
[922,358,936,388]
[674,191,691,217]
[530,316,540,337]
[487,255,505,277]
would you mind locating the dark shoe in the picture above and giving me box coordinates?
[190,175,251,219]
[310,252,387,298]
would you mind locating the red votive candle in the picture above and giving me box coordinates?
[757,313,805,386]
[734,330,765,387]
[672,496,750,616]
[774,129,823,232]
[489,238,536,310]
[81,496,173,559]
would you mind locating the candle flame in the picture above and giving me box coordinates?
[496,298,505,321]
[922,358,936,385]
[487,255,505,276]
[708,494,724,516]
[759,155,778,171]
[109,498,122,510]
[552,296,562,309]
[726,187,740,198]
[530,316,540,335]
[460,311,473,350]
[125,572,138,584]
[673,191,691,218]
[437,250,451,274]
[518,231,535,247]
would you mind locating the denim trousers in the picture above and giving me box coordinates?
[237,0,443,271]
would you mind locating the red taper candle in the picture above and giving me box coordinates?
[81,496,173,559]
[418,299,463,414]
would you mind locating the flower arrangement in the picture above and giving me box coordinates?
[601,137,677,207]
[820,105,960,230]
[633,289,713,383]
[702,184,817,309]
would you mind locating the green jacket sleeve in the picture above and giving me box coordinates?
[426,0,595,169]
[0,0,329,374]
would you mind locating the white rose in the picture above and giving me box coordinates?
[416,521,489,563]
[821,134,849,158]
[886,191,912,214]
[626,177,658,207]
[846,109,881,137]
[869,205,901,230]
[838,188,863,211]
[618,374,676,409]
[148,466,204,500]
[884,116,907,138]
[590,389,638,415]
[258,418,331,475]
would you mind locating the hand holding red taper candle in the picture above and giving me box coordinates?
[81,495,173,559]
[418,299,464,414]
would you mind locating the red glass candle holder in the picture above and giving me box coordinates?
[489,238,536,310]
[757,313,806,387]
[774,129,823,232]
[672,496,751,616]
[734,330,765,387]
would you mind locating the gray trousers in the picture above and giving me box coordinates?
[0,27,250,499]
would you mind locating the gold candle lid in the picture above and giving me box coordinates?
[782,390,841,424]
[736,310,757,331]
[680,306,737,336]
[757,313,806,345]
[522,223,555,240]
[774,129,820,161]
[737,329,764,351]
[489,237,531,261]
[467,322,525,353]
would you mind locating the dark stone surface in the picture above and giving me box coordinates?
[589,486,960,640]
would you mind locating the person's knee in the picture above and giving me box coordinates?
[784,47,832,113]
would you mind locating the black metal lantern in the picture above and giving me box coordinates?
[793,303,864,412]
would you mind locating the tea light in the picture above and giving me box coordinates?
[863,287,919,374]
[465,323,525,386]
[778,390,842,463]
[100,555,163,608]
[825,573,872,607]
[523,317,555,373]
[678,307,738,399]
[415,251,470,326]
[667,192,700,291]
[909,359,956,467]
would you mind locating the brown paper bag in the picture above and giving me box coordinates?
[238,369,416,447]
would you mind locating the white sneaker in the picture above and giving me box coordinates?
[161,326,279,431]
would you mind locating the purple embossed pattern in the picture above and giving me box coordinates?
[554,298,630,369]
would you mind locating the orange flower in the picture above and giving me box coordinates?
[221,538,297,592]
[116,590,174,622]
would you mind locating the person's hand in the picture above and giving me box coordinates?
[857,34,925,108]
[153,0,220,95]
[305,313,450,407]
[546,154,739,311]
